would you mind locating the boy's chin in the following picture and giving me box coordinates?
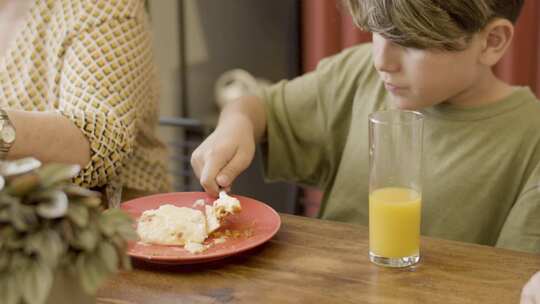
[390,96,429,111]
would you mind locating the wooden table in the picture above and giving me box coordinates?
[97,214,540,304]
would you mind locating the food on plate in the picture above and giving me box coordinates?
[205,191,243,233]
[213,190,242,217]
[192,199,205,208]
[136,204,208,246]
[136,191,242,253]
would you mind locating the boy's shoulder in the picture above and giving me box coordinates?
[315,43,380,91]
[493,88,540,135]
[511,88,540,115]
[318,43,374,70]
[517,89,540,126]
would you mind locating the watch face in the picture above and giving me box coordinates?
[1,125,15,144]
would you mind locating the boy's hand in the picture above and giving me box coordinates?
[521,271,540,304]
[191,116,256,197]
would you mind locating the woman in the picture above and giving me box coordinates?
[0,0,170,205]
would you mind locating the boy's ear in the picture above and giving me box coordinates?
[478,18,514,66]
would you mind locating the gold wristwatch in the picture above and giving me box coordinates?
[0,109,16,159]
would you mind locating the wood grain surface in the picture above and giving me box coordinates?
[97,214,540,304]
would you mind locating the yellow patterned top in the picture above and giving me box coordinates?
[0,0,170,197]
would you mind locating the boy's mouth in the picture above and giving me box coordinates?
[384,82,407,94]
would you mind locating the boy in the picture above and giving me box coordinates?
[191,0,540,253]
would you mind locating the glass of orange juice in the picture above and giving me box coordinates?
[368,110,424,267]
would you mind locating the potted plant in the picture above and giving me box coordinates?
[0,158,136,304]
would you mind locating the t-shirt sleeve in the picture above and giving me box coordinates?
[496,163,540,253]
[261,44,375,188]
[57,17,155,188]
[262,71,326,187]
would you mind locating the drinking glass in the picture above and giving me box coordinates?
[368,110,424,267]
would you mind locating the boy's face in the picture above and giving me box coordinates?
[372,33,484,109]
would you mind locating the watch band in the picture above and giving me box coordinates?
[0,109,16,160]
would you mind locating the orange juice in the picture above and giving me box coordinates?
[369,187,421,258]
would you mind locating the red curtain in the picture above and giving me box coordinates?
[494,0,540,93]
[301,0,371,73]
[300,0,540,217]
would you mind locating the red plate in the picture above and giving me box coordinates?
[121,192,281,264]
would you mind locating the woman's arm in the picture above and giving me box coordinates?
[50,16,155,188]
[6,109,91,167]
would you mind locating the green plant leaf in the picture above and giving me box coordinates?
[21,261,53,304]
[9,202,28,232]
[103,208,132,223]
[0,159,138,303]
[0,251,10,271]
[76,253,109,294]
[0,208,10,222]
[89,254,112,294]
[10,254,30,271]
[0,226,22,250]
[19,204,38,229]
[0,157,41,177]
[75,254,93,293]
[0,192,19,206]
[97,212,117,237]
[37,163,80,187]
[120,252,132,271]
[64,185,101,198]
[0,273,21,304]
[109,234,128,250]
[78,196,102,208]
[35,190,68,219]
[59,219,75,245]
[98,241,119,273]
[72,227,99,252]
[24,229,65,266]
[6,173,41,197]
[67,202,89,227]
[115,222,137,240]
[100,208,135,239]
[9,203,39,232]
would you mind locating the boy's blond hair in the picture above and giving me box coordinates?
[344,0,525,51]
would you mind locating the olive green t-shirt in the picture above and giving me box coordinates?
[261,43,540,253]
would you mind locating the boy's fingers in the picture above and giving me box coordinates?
[200,150,238,196]
[199,153,229,197]
[190,154,202,179]
[216,151,251,188]
[190,145,208,179]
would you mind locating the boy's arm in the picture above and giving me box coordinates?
[219,95,267,143]
[496,164,540,253]
[191,95,266,196]
[191,44,375,196]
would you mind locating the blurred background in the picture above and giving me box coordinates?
[147,0,540,217]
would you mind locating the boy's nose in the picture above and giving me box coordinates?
[373,35,401,74]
